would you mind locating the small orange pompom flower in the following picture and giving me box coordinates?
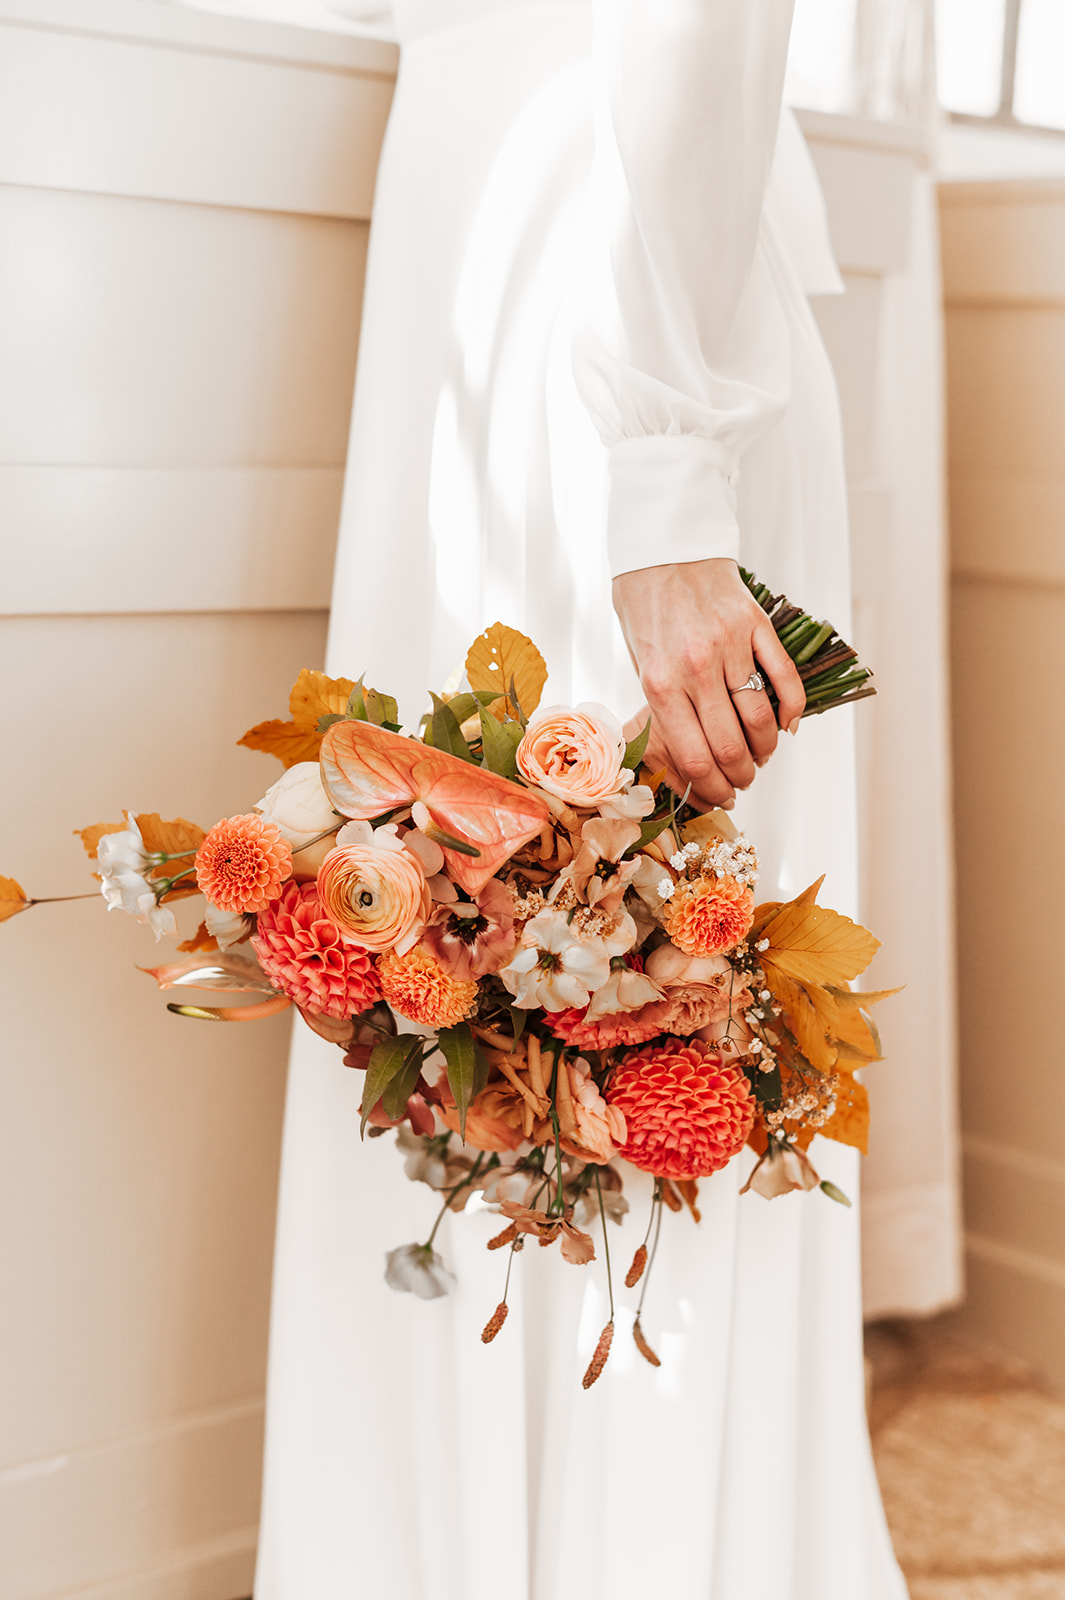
[378,945,478,1028]
[664,875,754,957]
[605,1036,755,1180]
[195,813,292,914]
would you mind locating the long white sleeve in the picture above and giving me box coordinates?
[575,0,797,577]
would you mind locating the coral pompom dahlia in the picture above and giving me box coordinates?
[252,880,380,1018]
[378,945,478,1029]
[545,1002,665,1052]
[664,875,755,957]
[605,1037,755,1180]
[196,813,292,914]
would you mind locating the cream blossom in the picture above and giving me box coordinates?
[204,901,254,951]
[583,960,665,1022]
[384,1243,455,1299]
[499,908,612,1011]
[740,1142,821,1199]
[96,819,178,941]
[516,703,630,806]
[256,761,340,847]
[554,817,642,914]
[598,784,656,821]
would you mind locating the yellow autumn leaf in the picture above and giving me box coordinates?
[74,820,127,861]
[826,984,901,1064]
[0,876,30,923]
[819,1074,870,1155]
[465,623,547,722]
[238,718,322,770]
[288,668,356,732]
[751,875,825,940]
[759,882,879,988]
[763,966,839,1073]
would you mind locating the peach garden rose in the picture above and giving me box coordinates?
[516,703,628,807]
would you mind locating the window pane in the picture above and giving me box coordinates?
[1014,0,1065,130]
[788,0,859,114]
[935,0,1007,115]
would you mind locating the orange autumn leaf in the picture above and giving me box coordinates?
[238,669,356,769]
[759,879,879,989]
[819,1073,870,1155]
[75,820,127,861]
[238,718,322,769]
[0,876,30,923]
[177,920,219,954]
[465,623,547,722]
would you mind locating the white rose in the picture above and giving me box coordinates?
[257,762,339,847]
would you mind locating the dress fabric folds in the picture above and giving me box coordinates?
[254,1,908,1595]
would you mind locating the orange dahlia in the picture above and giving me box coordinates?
[378,945,478,1029]
[252,880,380,1018]
[605,1036,755,1180]
[664,875,755,957]
[195,813,292,914]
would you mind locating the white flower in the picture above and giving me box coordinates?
[499,908,611,1011]
[598,784,656,821]
[204,901,254,951]
[257,762,339,846]
[740,1143,821,1200]
[96,818,177,941]
[583,962,664,1022]
[384,1243,455,1299]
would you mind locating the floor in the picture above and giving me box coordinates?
[867,1317,1065,1599]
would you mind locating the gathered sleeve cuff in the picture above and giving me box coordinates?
[606,436,739,577]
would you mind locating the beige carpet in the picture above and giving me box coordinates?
[867,1318,1065,1600]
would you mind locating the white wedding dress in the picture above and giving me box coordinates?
[255,2,908,1595]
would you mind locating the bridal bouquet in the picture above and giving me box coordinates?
[4,608,888,1388]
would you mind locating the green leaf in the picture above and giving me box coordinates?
[346,678,368,720]
[622,716,652,773]
[360,1035,422,1136]
[630,813,674,852]
[438,1022,489,1142]
[316,712,346,734]
[429,693,477,764]
[365,687,400,728]
[479,707,522,777]
[505,1006,527,1050]
[381,1048,424,1121]
[441,690,502,726]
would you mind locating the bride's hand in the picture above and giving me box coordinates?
[613,558,805,809]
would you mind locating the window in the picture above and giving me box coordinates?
[937,0,1065,132]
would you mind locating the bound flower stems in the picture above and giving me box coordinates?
[739,567,876,717]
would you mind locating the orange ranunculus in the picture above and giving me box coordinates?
[317,834,431,953]
[516,703,628,807]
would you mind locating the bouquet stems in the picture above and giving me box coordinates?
[740,567,875,718]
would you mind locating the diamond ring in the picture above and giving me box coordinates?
[729,671,765,695]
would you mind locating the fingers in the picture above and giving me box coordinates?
[689,670,757,793]
[642,695,736,809]
[725,656,778,767]
[753,618,806,733]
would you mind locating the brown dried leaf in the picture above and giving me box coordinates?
[0,876,30,923]
[237,718,322,770]
[177,921,219,954]
[624,1244,648,1288]
[134,813,205,859]
[819,1073,870,1155]
[288,668,356,732]
[673,1178,702,1224]
[633,1318,662,1368]
[465,623,547,722]
[661,1180,682,1213]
